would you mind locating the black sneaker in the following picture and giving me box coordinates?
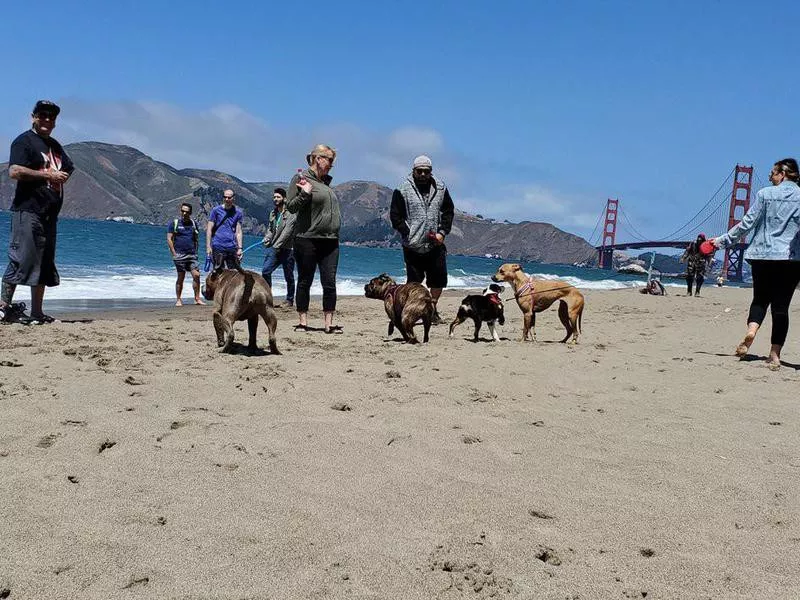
[0,302,34,324]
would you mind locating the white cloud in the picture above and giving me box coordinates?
[42,99,599,237]
[54,99,459,186]
[462,184,601,234]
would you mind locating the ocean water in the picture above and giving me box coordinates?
[0,211,666,304]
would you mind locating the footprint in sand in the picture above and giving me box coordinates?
[122,576,149,589]
[461,435,482,444]
[37,433,60,448]
[98,439,117,453]
[535,546,562,566]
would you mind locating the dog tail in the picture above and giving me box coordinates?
[578,306,583,334]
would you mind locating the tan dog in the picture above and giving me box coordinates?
[491,263,584,343]
[364,273,434,343]
[202,268,280,354]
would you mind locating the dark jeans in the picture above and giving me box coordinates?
[747,260,800,346]
[261,247,295,304]
[686,273,704,295]
[294,237,339,312]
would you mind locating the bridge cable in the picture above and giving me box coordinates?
[618,207,649,242]
[656,167,735,241]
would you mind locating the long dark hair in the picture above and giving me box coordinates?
[774,158,800,183]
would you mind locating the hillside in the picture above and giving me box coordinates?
[0,141,598,264]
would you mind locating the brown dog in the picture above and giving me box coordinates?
[491,263,584,343]
[202,268,280,354]
[364,273,434,343]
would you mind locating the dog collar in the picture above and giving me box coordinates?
[487,293,502,306]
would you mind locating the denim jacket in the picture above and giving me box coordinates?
[717,181,800,261]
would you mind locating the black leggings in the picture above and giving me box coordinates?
[293,237,339,313]
[686,273,704,295]
[747,260,800,346]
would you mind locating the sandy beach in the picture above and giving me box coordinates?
[1,285,799,599]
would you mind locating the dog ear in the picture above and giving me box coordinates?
[512,264,522,272]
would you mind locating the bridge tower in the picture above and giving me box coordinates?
[599,198,618,269]
[723,165,753,282]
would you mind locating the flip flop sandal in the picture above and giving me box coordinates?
[324,326,343,334]
[31,314,57,324]
[293,324,310,331]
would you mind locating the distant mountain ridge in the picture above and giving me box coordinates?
[0,141,598,265]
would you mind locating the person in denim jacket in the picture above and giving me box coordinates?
[712,158,800,370]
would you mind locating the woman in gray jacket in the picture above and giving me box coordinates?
[713,158,800,369]
[285,144,342,334]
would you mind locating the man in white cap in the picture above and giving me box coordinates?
[390,155,455,324]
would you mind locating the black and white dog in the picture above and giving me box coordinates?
[448,283,505,342]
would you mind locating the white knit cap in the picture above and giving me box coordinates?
[412,155,432,169]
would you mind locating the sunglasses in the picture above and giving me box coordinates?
[223,196,235,200]
[35,112,58,120]
[414,168,432,174]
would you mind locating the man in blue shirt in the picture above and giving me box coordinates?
[205,189,243,271]
[167,203,204,306]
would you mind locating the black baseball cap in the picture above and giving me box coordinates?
[32,100,61,116]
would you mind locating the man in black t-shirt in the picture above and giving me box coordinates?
[0,100,74,324]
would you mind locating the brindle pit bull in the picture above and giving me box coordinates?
[491,263,584,343]
[364,273,434,344]
[202,268,280,354]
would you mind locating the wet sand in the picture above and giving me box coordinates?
[1,286,798,599]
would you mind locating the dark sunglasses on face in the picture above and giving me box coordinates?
[414,168,432,174]
[35,112,57,120]
[223,196,234,200]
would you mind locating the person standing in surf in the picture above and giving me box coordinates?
[1,100,74,324]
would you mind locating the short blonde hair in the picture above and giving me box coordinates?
[306,144,337,165]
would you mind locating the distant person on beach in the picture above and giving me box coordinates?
[285,144,342,334]
[640,278,666,296]
[261,187,296,307]
[390,155,455,324]
[679,233,712,297]
[712,158,800,370]
[0,100,74,325]
[167,203,205,306]
[205,189,243,271]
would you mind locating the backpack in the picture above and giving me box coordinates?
[173,218,199,247]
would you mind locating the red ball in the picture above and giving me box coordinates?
[699,240,715,256]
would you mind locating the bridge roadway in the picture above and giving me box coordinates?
[594,241,691,251]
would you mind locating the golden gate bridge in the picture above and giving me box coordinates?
[588,165,766,282]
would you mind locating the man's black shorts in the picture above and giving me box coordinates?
[3,211,59,287]
[403,245,447,288]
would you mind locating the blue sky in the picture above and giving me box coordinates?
[1,0,797,244]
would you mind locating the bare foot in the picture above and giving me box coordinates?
[194,298,206,305]
[175,299,183,307]
[735,332,756,357]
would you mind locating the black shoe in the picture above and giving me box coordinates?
[0,302,33,324]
